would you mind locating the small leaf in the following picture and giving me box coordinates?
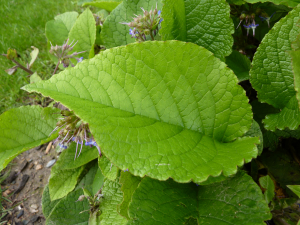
[244,120,264,155]
[0,106,59,171]
[45,12,79,45]
[259,175,275,204]
[54,142,99,170]
[250,4,300,131]
[98,178,128,224]
[128,172,271,224]
[30,72,42,84]
[92,167,105,195]
[5,65,18,75]
[287,185,300,198]
[46,188,90,225]
[29,46,39,68]
[161,0,234,60]
[83,0,122,12]
[68,8,96,59]
[98,155,119,181]
[225,50,251,82]
[49,165,85,201]
[119,171,142,219]
[42,185,60,219]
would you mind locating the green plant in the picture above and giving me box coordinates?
[2,0,300,224]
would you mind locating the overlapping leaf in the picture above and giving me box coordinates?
[250,5,300,131]
[0,106,59,171]
[23,41,258,183]
[42,185,90,225]
[100,0,163,48]
[68,8,96,59]
[45,11,79,45]
[161,0,234,60]
[128,172,271,224]
[98,155,119,181]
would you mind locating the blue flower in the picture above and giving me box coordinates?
[159,18,163,24]
[259,12,275,28]
[129,28,137,38]
[59,143,68,149]
[244,23,259,36]
[124,169,129,172]
[158,10,161,16]
[77,57,83,63]
[85,138,97,147]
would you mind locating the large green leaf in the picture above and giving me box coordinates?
[68,8,96,59]
[0,106,59,171]
[83,0,122,12]
[118,171,142,219]
[250,5,300,131]
[128,172,271,224]
[49,165,85,201]
[98,178,128,225]
[45,12,79,45]
[23,41,258,183]
[45,188,90,225]
[160,0,234,60]
[100,0,163,48]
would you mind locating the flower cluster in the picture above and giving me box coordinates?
[121,4,162,42]
[50,110,101,159]
[49,38,85,73]
[236,11,275,37]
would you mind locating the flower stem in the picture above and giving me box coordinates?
[53,60,60,75]
[11,59,34,75]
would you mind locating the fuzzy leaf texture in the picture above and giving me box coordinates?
[23,41,258,183]
[100,0,163,48]
[127,172,271,224]
[250,4,300,131]
[160,0,234,60]
[0,106,59,171]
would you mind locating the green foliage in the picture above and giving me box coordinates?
[259,175,275,204]
[161,0,234,60]
[23,41,259,183]
[250,4,300,131]
[100,0,163,48]
[5,0,300,224]
[127,172,271,224]
[83,1,122,12]
[0,106,59,171]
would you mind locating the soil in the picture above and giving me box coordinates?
[1,142,58,225]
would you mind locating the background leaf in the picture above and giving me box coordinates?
[225,50,251,82]
[98,178,128,225]
[83,0,122,12]
[118,171,142,219]
[250,5,300,131]
[0,105,59,171]
[287,185,300,197]
[23,41,258,183]
[259,175,275,204]
[161,0,234,60]
[244,120,264,155]
[45,11,79,45]
[128,172,271,224]
[100,0,163,48]
[49,165,85,201]
[68,8,96,59]
[45,188,90,225]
